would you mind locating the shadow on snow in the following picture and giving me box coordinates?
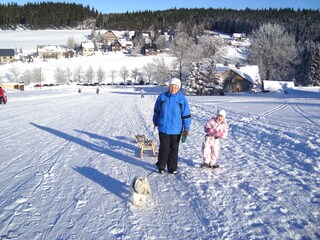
[29,122,155,172]
[72,166,129,201]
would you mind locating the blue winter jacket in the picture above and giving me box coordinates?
[153,90,191,135]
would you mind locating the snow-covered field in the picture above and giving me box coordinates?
[0,85,319,239]
[0,29,245,84]
[0,29,93,52]
[0,30,319,239]
[0,29,177,84]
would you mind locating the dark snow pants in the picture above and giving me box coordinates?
[156,132,181,172]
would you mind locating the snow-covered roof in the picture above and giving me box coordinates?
[217,64,260,83]
[37,45,70,53]
[118,39,133,47]
[111,30,135,39]
[81,42,94,49]
[232,33,246,38]
[263,80,295,91]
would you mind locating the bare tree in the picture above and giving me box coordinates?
[96,66,106,83]
[73,65,83,82]
[8,66,20,82]
[65,67,73,83]
[197,35,226,61]
[21,70,32,85]
[109,69,117,84]
[152,58,171,85]
[67,37,76,49]
[132,35,144,56]
[131,68,140,83]
[54,67,67,84]
[119,66,130,82]
[142,62,155,84]
[85,66,95,84]
[170,32,196,80]
[175,22,188,35]
[249,23,297,81]
[155,35,167,51]
[32,68,42,83]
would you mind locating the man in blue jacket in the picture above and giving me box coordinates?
[153,78,192,174]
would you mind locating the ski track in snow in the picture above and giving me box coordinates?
[0,87,319,239]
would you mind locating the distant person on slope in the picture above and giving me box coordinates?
[0,86,6,104]
[140,88,145,98]
[202,109,229,168]
[153,78,192,174]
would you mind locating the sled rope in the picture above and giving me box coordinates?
[146,168,157,177]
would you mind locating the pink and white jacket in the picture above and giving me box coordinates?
[204,117,229,139]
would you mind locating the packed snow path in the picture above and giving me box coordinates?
[0,86,319,239]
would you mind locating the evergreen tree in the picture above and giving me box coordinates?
[310,43,320,86]
[186,59,222,95]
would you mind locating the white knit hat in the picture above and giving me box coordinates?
[169,78,181,89]
[217,109,226,117]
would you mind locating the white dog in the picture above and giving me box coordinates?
[130,176,151,207]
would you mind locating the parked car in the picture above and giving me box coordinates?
[34,84,42,88]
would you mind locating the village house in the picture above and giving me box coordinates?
[81,42,95,56]
[118,38,133,50]
[104,30,134,52]
[0,82,24,91]
[142,43,159,56]
[232,33,248,41]
[217,64,260,92]
[0,49,15,64]
[142,32,152,45]
[37,45,74,59]
[111,40,122,52]
[230,33,250,47]
[105,30,118,45]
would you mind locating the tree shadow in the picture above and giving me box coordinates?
[30,122,155,171]
[74,129,137,152]
[72,166,129,201]
[74,129,152,159]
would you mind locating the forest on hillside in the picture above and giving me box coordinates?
[0,2,97,29]
[0,3,319,44]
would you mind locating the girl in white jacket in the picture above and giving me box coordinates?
[202,109,229,168]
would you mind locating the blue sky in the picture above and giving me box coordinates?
[2,0,320,13]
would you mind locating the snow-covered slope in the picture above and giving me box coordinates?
[0,86,319,239]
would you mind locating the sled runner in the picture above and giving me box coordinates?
[140,138,156,158]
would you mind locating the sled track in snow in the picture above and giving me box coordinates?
[258,103,289,117]
[289,102,320,128]
[227,103,289,127]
